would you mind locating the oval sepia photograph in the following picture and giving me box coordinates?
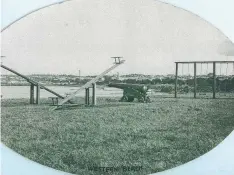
[1,0,234,175]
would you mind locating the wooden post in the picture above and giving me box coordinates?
[30,84,34,104]
[194,62,197,98]
[87,88,90,105]
[85,88,88,105]
[213,62,216,99]
[92,83,96,105]
[85,88,90,105]
[175,63,178,98]
[36,85,40,104]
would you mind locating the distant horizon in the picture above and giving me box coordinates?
[1,72,175,76]
[2,72,233,77]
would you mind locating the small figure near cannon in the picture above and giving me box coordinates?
[108,83,151,103]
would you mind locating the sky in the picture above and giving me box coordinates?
[159,0,234,42]
[1,0,234,75]
[2,0,234,40]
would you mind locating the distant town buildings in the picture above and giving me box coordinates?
[1,73,233,86]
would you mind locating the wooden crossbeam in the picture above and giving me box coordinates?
[1,64,37,85]
[175,61,234,64]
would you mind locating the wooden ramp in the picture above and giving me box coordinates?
[52,60,125,110]
[1,64,73,103]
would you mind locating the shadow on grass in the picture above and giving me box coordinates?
[55,103,136,110]
[1,99,50,107]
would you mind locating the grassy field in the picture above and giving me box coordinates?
[1,97,234,175]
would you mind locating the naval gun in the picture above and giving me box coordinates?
[108,83,151,103]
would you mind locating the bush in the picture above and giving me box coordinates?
[161,85,174,93]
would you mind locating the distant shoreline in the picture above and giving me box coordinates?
[0,84,106,88]
[1,84,80,87]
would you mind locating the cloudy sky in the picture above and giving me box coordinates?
[2,0,234,75]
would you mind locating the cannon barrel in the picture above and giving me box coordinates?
[108,83,148,92]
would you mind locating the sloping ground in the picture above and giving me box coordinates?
[1,97,234,175]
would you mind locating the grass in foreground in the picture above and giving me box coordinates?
[1,97,234,175]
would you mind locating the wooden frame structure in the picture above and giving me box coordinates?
[1,64,73,104]
[52,57,125,110]
[174,61,234,99]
